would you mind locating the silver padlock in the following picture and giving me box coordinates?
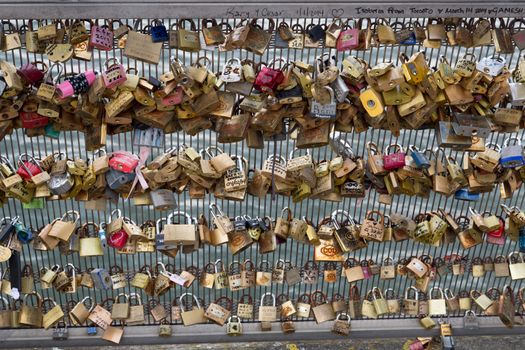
[476,56,506,77]
[48,172,74,195]
[53,320,68,340]
[221,58,242,83]
[463,310,479,329]
[501,137,525,168]
[150,189,177,210]
[90,268,113,290]
[310,86,337,119]
[330,75,350,103]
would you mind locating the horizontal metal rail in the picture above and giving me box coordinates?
[0,1,523,19]
[0,317,522,348]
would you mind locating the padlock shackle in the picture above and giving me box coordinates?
[288,147,310,160]
[504,136,522,147]
[104,57,121,70]
[258,260,270,272]
[115,293,129,303]
[260,292,276,307]
[60,210,79,223]
[167,211,193,224]
[179,292,201,311]
[405,286,418,300]
[209,203,226,219]
[18,153,44,176]
[429,287,445,300]
[384,143,404,155]
[214,259,225,273]
[508,251,525,263]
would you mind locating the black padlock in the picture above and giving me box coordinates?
[307,24,325,42]
[234,216,247,231]
[0,216,19,243]
[148,76,162,90]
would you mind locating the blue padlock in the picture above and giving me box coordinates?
[519,227,525,253]
[500,137,525,168]
[98,222,107,248]
[87,324,98,336]
[409,145,430,169]
[150,19,169,43]
[400,31,417,45]
[454,188,480,201]
[14,222,33,243]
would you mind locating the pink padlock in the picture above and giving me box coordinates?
[161,87,184,106]
[89,22,114,51]
[102,58,127,88]
[336,21,360,51]
[383,144,406,171]
[109,151,139,174]
[360,260,371,279]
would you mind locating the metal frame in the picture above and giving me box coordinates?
[0,9,524,346]
[0,0,523,19]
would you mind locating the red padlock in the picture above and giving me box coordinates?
[253,58,286,93]
[383,144,406,171]
[109,151,139,174]
[108,229,129,249]
[17,154,42,180]
[20,111,49,129]
[17,61,47,85]
[89,21,114,51]
[336,21,360,51]
[486,217,506,245]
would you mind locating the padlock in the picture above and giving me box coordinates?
[53,321,68,340]
[150,19,169,42]
[470,290,493,311]
[158,320,172,337]
[509,251,525,280]
[310,85,337,119]
[455,54,477,78]
[360,87,384,117]
[331,312,351,336]
[371,287,389,316]
[89,21,114,51]
[501,137,525,168]
[403,286,419,316]
[409,145,430,169]
[477,55,506,77]
[226,315,242,336]
[102,58,127,89]
[254,58,286,93]
[221,58,242,83]
[383,144,406,170]
[428,287,447,316]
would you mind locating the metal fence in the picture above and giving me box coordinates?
[0,14,525,335]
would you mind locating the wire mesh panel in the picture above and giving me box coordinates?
[0,15,524,332]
